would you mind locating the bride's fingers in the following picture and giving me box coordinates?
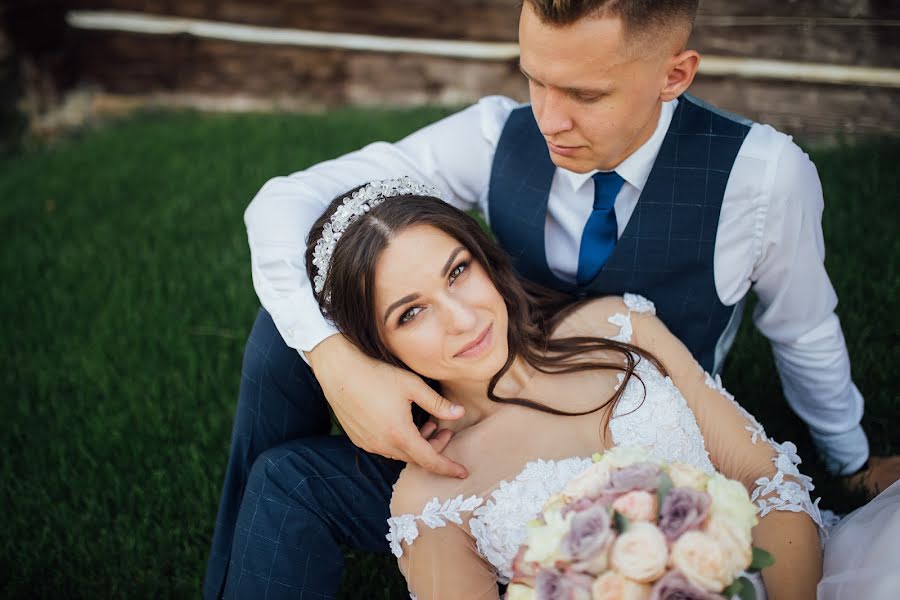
[427,429,454,454]
[419,421,438,440]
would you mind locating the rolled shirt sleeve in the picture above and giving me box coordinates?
[749,139,868,474]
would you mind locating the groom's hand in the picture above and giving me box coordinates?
[309,334,468,479]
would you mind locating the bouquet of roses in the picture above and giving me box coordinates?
[507,446,773,600]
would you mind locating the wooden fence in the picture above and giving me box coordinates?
[5,0,900,139]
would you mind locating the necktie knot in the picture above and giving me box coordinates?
[591,171,625,210]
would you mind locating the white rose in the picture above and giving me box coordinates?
[591,571,652,600]
[523,509,572,566]
[563,462,612,499]
[668,530,733,592]
[599,446,654,470]
[707,474,758,537]
[667,462,710,491]
[609,522,668,583]
[506,583,535,600]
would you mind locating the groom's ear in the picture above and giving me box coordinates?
[660,49,701,102]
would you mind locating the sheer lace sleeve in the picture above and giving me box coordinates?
[627,298,823,600]
[388,466,500,600]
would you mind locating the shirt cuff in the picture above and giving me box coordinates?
[808,424,870,475]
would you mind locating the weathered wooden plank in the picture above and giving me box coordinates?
[69,30,899,138]
[64,1,900,68]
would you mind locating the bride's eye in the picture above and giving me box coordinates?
[448,260,469,285]
[399,306,423,325]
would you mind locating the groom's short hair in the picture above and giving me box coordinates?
[524,0,699,39]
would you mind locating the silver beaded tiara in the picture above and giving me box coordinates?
[311,176,443,296]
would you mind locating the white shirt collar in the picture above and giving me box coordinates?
[558,98,678,192]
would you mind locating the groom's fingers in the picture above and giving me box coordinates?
[412,385,465,422]
[419,421,438,440]
[401,430,468,479]
[427,429,454,454]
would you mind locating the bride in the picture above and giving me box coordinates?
[305,178,823,599]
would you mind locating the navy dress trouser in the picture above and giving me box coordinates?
[203,308,405,600]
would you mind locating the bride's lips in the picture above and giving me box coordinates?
[547,141,582,157]
[454,323,494,359]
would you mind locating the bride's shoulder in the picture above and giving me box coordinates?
[389,463,472,518]
[554,294,657,339]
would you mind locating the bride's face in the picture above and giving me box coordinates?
[373,224,509,384]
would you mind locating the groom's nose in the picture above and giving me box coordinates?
[534,88,574,137]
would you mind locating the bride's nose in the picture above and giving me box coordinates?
[441,295,478,334]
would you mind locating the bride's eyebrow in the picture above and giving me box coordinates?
[382,246,468,325]
[441,246,466,277]
[383,293,419,325]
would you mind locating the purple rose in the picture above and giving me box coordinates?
[560,504,614,574]
[605,462,662,494]
[658,488,711,542]
[535,568,593,600]
[649,570,722,600]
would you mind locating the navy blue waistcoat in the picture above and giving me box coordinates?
[488,95,752,372]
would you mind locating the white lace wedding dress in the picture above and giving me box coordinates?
[386,295,824,599]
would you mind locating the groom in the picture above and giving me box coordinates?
[204,1,893,598]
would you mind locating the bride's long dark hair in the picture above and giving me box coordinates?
[305,187,666,428]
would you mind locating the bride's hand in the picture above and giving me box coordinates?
[309,333,468,478]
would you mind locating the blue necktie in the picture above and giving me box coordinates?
[576,171,625,285]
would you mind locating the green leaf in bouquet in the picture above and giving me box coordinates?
[613,510,629,533]
[722,576,757,600]
[748,547,775,572]
[591,452,603,463]
[656,471,674,507]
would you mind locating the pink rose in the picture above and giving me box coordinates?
[611,490,658,522]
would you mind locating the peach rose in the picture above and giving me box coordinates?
[611,490,658,522]
[705,516,752,579]
[609,522,668,583]
[591,572,652,600]
[667,462,710,491]
[668,530,732,592]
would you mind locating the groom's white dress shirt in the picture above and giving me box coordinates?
[244,96,868,474]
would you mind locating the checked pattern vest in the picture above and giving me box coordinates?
[487,95,752,372]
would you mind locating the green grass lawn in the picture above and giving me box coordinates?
[1,108,897,598]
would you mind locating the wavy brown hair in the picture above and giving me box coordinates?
[305,187,666,428]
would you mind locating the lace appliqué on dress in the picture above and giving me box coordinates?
[608,294,655,343]
[702,370,824,529]
[609,363,717,475]
[623,293,656,315]
[386,494,483,558]
[469,457,594,582]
